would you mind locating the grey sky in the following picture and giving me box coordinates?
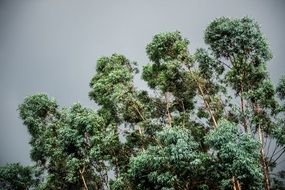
[0,0,285,165]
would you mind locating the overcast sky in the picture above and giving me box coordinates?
[0,0,285,165]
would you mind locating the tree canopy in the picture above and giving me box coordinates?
[1,16,285,190]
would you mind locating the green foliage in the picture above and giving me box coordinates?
[273,120,285,146]
[127,127,212,190]
[18,93,58,137]
[0,163,35,190]
[146,31,190,64]
[2,16,284,190]
[277,75,285,100]
[89,54,135,107]
[206,120,263,189]
[18,94,114,189]
[143,31,196,113]
[195,48,224,79]
[142,60,196,112]
[205,17,272,64]
[89,54,146,124]
[18,93,59,165]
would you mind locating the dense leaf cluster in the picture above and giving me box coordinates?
[0,163,35,190]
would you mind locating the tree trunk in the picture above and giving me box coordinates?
[258,126,271,190]
[197,83,217,128]
[165,92,172,127]
[188,69,217,128]
[232,176,241,190]
[79,167,89,190]
[254,103,270,190]
[239,83,248,132]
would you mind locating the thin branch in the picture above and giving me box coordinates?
[269,144,280,163]
[218,60,232,69]
[79,166,89,190]
[272,146,285,158]
[165,92,172,127]
[273,148,285,164]
[188,69,217,128]
[266,137,272,158]
[240,80,248,132]
[131,102,145,136]
[276,159,285,166]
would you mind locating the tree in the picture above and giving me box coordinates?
[0,163,35,190]
[1,16,285,190]
[18,94,115,189]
